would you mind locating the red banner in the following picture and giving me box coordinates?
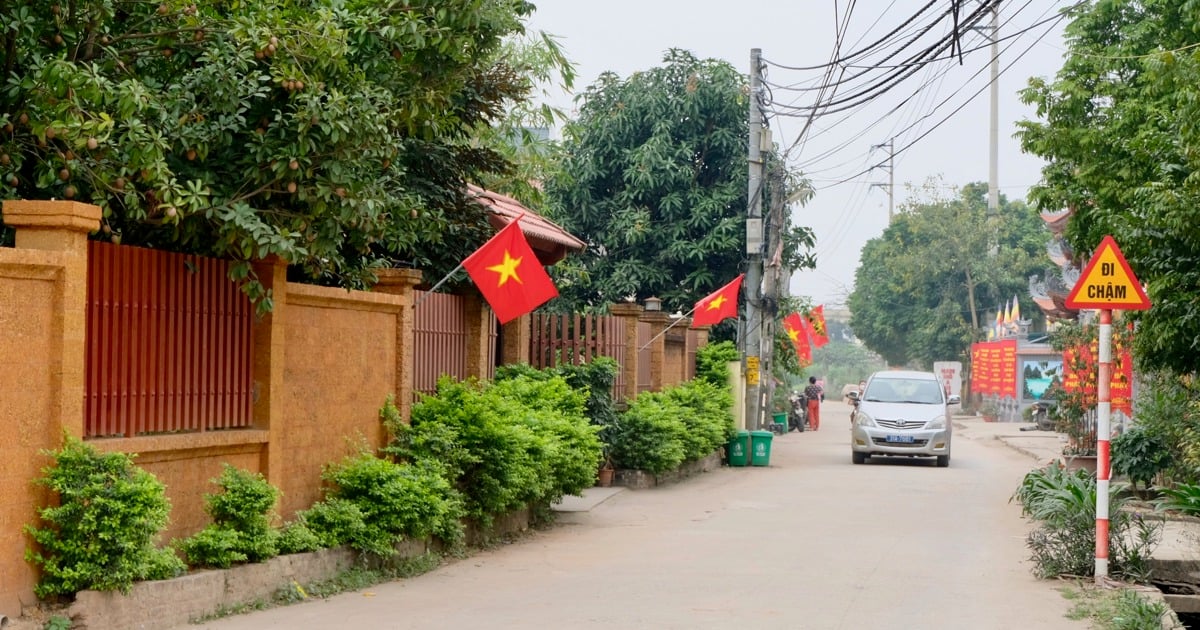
[970,339,1018,397]
[1062,333,1133,415]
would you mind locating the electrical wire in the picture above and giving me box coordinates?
[762,0,942,72]
[800,1,1065,263]
[815,10,1067,192]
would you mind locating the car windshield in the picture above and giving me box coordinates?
[864,378,943,404]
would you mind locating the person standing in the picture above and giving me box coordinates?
[804,376,823,431]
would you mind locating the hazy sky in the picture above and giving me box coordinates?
[524,1,1071,307]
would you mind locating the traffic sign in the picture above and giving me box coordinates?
[1065,235,1151,310]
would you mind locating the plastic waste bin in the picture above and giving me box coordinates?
[771,412,787,433]
[727,430,750,467]
[750,430,774,466]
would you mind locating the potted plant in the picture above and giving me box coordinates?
[979,400,999,422]
[597,453,615,488]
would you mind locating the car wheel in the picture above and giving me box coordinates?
[852,452,867,465]
[936,454,950,468]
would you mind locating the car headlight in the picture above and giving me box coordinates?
[855,410,876,427]
[926,416,946,430]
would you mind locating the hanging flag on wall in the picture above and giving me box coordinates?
[462,219,558,324]
[782,312,812,362]
[692,274,744,328]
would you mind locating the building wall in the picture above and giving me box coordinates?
[277,285,400,517]
[0,200,699,612]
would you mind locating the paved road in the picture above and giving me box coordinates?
[194,403,1087,630]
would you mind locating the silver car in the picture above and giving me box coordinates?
[849,370,959,467]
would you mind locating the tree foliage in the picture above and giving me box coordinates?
[1017,0,1200,373]
[848,181,1044,368]
[545,49,815,313]
[0,0,568,298]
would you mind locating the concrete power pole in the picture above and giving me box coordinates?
[761,164,786,426]
[987,1,1000,219]
[744,48,765,430]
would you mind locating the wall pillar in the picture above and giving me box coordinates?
[463,292,492,380]
[610,303,643,402]
[373,268,423,422]
[251,257,288,487]
[689,324,710,383]
[501,313,531,366]
[2,200,100,438]
[639,301,670,393]
[1,200,100,612]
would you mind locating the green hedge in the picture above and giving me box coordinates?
[611,379,736,473]
[388,372,603,525]
[301,455,466,557]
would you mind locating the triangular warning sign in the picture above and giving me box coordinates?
[1065,235,1151,310]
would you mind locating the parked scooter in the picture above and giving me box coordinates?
[1019,402,1055,431]
[788,393,808,433]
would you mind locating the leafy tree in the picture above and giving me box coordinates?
[848,181,1044,368]
[546,49,815,314]
[0,0,569,302]
[1017,0,1200,374]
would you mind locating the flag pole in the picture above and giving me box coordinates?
[413,212,527,310]
[638,305,700,351]
[412,262,464,309]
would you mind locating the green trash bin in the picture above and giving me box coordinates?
[771,412,787,432]
[727,430,750,467]
[750,430,774,466]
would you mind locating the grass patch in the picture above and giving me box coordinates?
[190,599,270,624]
[1060,583,1170,630]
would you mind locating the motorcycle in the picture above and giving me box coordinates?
[1019,402,1055,432]
[788,394,808,433]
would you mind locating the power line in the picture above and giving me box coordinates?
[762,0,942,72]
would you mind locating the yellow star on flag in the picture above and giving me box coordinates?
[486,250,524,287]
[705,294,726,311]
[785,324,799,343]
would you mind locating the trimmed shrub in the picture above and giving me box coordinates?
[26,438,184,597]
[696,341,738,388]
[276,520,324,555]
[610,391,688,474]
[311,454,466,557]
[298,498,368,550]
[391,373,602,524]
[663,379,736,459]
[178,465,280,568]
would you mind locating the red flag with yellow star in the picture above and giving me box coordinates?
[807,305,829,348]
[462,220,558,324]
[691,274,744,328]
[782,312,812,362]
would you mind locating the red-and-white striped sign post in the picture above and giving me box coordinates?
[1095,308,1113,581]
[1064,235,1151,584]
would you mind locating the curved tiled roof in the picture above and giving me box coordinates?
[466,184,585,265]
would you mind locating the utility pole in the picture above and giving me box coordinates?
[761,163,786,426]
[744,48,765,431]
[871,138,894,223]
[987,0,1000,219]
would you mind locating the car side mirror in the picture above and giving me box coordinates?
[848,391,860,401]
[947,395,961,405]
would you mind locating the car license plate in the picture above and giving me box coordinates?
[885,435,915,444]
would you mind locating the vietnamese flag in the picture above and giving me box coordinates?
[692,274,744,328]
[782,312,812,362]
[807,305,829,348]
[462,219,558,324]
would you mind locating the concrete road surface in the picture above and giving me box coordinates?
[191,403,1087,630]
